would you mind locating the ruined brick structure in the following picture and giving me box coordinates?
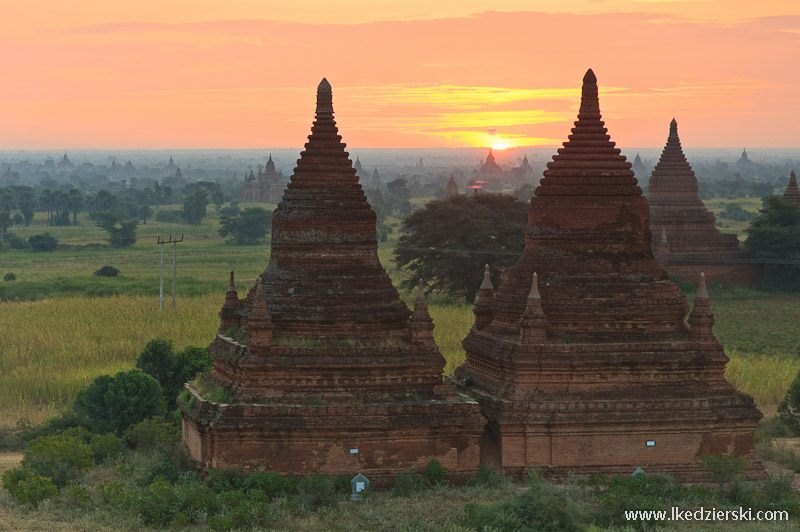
[454,70,762,481]
[182,79,483,483]
[783,171,800,203]
[648,119,759,286]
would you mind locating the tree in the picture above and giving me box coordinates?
[67,189,84,225]
[139,205,153,224]
[28,233,59,251]
[0,210,9,243]
[97,212,138,248]
[16,188,36,226]
[73,370,167,435]
[218,207,272,245]
[745,196,800,291]
[39,189,54,225]
[136,339,212,406]
[183,189,208,226]
[394,193,529,301]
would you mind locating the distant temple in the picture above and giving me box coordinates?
[58,151,73,168]
[182,79,483,482]
[443,173,459,199]
[372,180,385,206]
[2,165,18,185]
[631,152,647,178]
[242,155,284,203]
[648,119,758,286]
[454,70,762,481]
[511,154,536,184]
[477,148,503,182]
[783,171,800,203]
[167,156,176,172]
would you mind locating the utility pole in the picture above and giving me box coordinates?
[157,235,184,310]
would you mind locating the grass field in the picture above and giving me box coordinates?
[1,199,798,426]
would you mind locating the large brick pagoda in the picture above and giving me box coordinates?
[648,119,758,285]
[454,69,762,480]
[181,79,483,482]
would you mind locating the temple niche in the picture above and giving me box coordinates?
[182,79,483,483]
[648,119,759,286]
[242,155,285,203]
[454,70,762,480]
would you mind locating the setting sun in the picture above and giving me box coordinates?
[492,143,509,150]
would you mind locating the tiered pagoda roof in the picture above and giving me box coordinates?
[783,171,800,203]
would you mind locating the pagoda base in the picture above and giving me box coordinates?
[180,385,485,486]
[452,379,764,481]
[657,255,761,287]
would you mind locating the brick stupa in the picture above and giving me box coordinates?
[454,69,762,480]
[182,79,483,482]
[648,119,758,285]
[783,171,800,203]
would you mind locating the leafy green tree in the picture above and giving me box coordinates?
[73,370,167,435]
[139,205,153,224]
[218,207,272,245]
[97,212,138,247]
[183,189,208,226]
[67,188,83,225]
[0,210,10,243]
[16,188,36,226]
[136,339,212,406]
[394,194,528,301]
[745,196,800,290]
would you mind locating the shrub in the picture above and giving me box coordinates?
[208,467,246,493]
[700,453,749,492]
[423,459,448,486]
[22,433,93,487]
[244,471,297,500]
[28,233,58,251]
[96,480,134,508]
[175,477,220,520]
[94,265,120,277]
[136,479,180,527]
[295,474,339,510]
[3,272,15,281]
[64,484,92,506]
[2,469,57,507]
[73,370,167,435]
[123,416,178,450]
[7,233,27,249]
[473,463,502,487]
[89,432,126,463]
[393,470,424,495]
[209,515,236,532]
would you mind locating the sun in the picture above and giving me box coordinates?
[492,143,509,150]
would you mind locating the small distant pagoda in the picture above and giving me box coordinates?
[182,79,483,482]
[443,173,459,199]
[242,155,284,203]
[477,148,503,184]
[454,70,762,480]
[58,151,73,168]
[648,119,758,285]
[783,171,800,203]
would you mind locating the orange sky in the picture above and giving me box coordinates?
[2,1,799,149]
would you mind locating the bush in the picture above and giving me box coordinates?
[89,432,126,463]
[393,470,424,495]
[423,459,448,486]
[155,209,183,223]
[473,463,503,487]
[208,467,246,493]
[64,484,91,506]
[700,453,749,492]
[136,479,180,527]
[2,469,57,507]
[175,477,220,521]
[28,233,58,251]
[244,471,297,500]
[7,233,27,249]
[295,474,340,510]
[123,416,178,450]
[93,265,120,277]
[73,370,167,435]
[3,272,15,281]
[22,433,93,487]
[136,339,212,406]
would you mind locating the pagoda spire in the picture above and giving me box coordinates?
[783,170,800,203]
[409,279,437,348]
[473,264,494,330]
[519,273,547,344]
[218,271,240,334]
[688,272,715,340]
[248,278,273,349]
[536,68,638,197]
